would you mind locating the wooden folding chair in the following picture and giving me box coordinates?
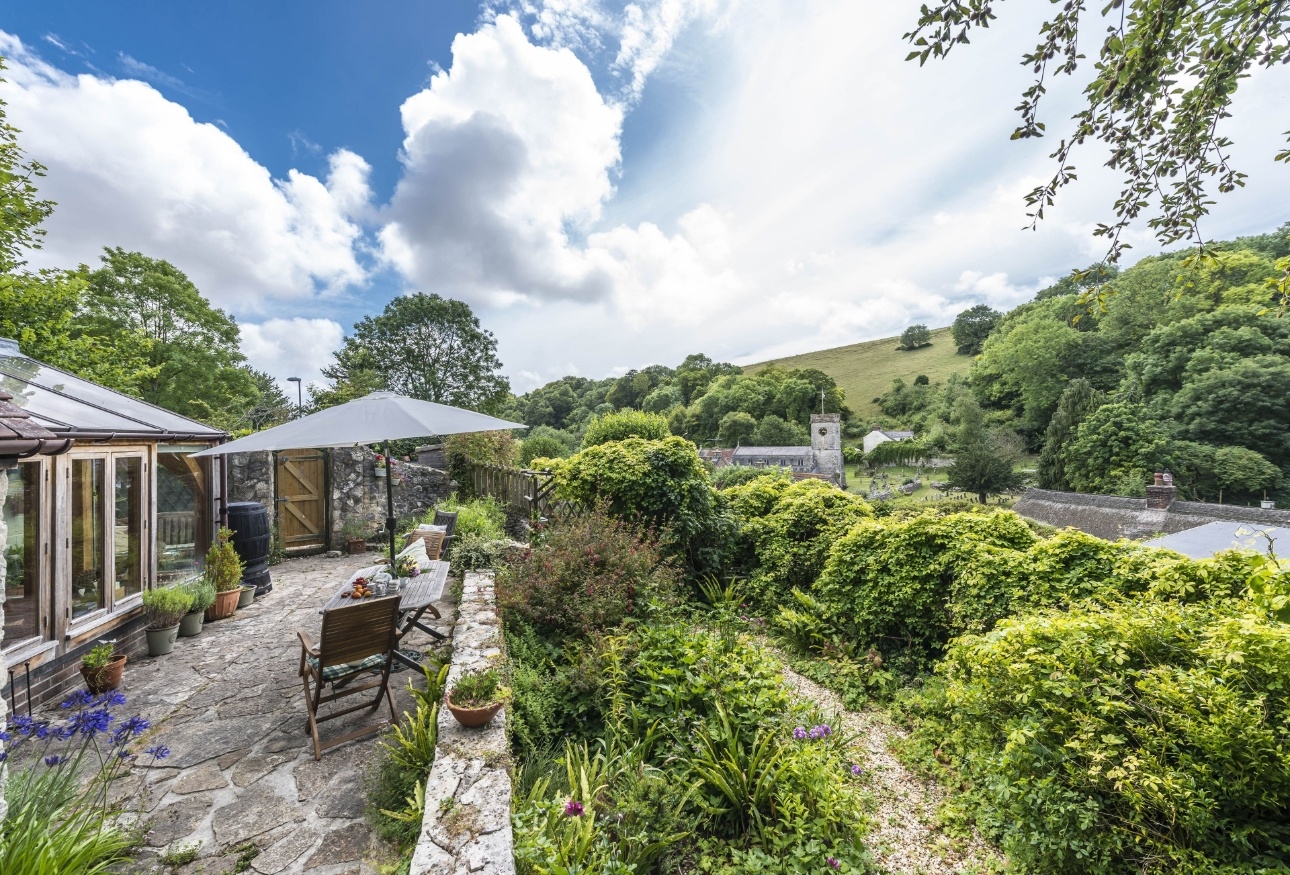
[401,528,445,560]
[297,595,401,760]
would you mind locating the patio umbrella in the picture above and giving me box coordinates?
[192,391,524,563]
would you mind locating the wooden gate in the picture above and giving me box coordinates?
[275,449,328,549]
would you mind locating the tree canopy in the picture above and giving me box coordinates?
[315,292,510,414]
[906,1,1290,263]
[898,324,933,350]
[950,304,1001,355]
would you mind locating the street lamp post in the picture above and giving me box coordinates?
[286,377,302,417]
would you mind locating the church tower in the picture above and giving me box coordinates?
[810,413,845,489]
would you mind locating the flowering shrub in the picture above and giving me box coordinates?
[1,690,167,873]
[498,505,679,641]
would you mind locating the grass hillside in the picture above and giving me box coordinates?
[744,326,970,419]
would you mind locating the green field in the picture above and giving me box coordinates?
[743,326,971,419]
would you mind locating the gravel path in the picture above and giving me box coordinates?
[776,662,1002,875]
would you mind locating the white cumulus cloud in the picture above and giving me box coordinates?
[239,317,346,397]
[0,32,371,314]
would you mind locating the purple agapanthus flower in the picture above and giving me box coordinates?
[850,764,863,777]
[564,799,584,817]
[60,689,94,710]
[69,707,113,738]
[113,715,150,743]
[793,726,808,740]
[145,745,171,760]
[44,754,64,766]
[100,690,128,707]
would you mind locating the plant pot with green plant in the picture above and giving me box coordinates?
[205,527,245,621]
[142,586,192,656]
[445,665,509,728]
[340,517,370,555]
[81,640,126,694]
[180,577,216,636]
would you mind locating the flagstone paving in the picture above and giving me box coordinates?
[112,553,459,875]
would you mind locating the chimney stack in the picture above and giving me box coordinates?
[1146,472,1175,510]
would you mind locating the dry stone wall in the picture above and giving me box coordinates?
[410,570,514,875]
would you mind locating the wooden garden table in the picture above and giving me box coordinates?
[320,560,450,670]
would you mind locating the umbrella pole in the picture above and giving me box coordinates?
[385,440,397,566]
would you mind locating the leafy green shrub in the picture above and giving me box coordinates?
[498,505,679,642]
[367,662,448,847]
[205,527,244,592]
[731,478,872,608]
[813,510,1038,659]
[684,706,869,873]
[601,621,789,743]
[556,436,733,576]
[710,464,792,490]
[432,495,506,541]
[443,430,518,486]
[580,409,670,448]
[519,434,568,466]
[906,595,1290,874]
[450,532,508,570]
[141,585,193,629]
[182,576,216,613]
[513,734,689,875]
[505,625,607,757]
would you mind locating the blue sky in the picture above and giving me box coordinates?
[3,1,1289,397]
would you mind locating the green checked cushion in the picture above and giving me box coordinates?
[309,653,386,681]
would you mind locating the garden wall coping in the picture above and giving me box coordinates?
[409,570,514,875]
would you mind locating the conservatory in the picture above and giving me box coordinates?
[0,338,226,705]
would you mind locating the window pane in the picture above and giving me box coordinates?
[3,462,41,646]
[72,458,106,619]
[114,457,143,600]
[157,447,208,583]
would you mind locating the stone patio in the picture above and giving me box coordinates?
[107,553,459,875]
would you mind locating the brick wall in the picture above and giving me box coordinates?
[1,618,147,715]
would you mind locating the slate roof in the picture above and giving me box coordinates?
[1012,487,1290,542]
[879,430,915,440]
[732,446,812,459]
[1144,521,1290,559]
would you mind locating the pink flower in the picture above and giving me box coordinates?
[564,799,584,817]
[827,857,840,869]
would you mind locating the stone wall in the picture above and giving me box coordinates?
[410,571,514,875]
[328,448,453,549]
[227,451,275,515]
[226,448,454,551]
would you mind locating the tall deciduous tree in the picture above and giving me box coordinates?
[1062,402,1174,496]
[0,60,53,273]
[950,304,1001,355]
[906,2,1290,262]
[81,248,257,427]
[318,292,509,414]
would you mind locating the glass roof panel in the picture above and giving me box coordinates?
[0,354,224,437]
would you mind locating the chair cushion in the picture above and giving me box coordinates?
[309,653,387,681]
[416,524,448,533]
[395,538,433,570]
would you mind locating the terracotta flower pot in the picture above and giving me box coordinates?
[206,587,240,621]
[81,654,127,695]
[447,699,503,728]
[347,538,368,555]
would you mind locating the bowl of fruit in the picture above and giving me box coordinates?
[343,576,374,599]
